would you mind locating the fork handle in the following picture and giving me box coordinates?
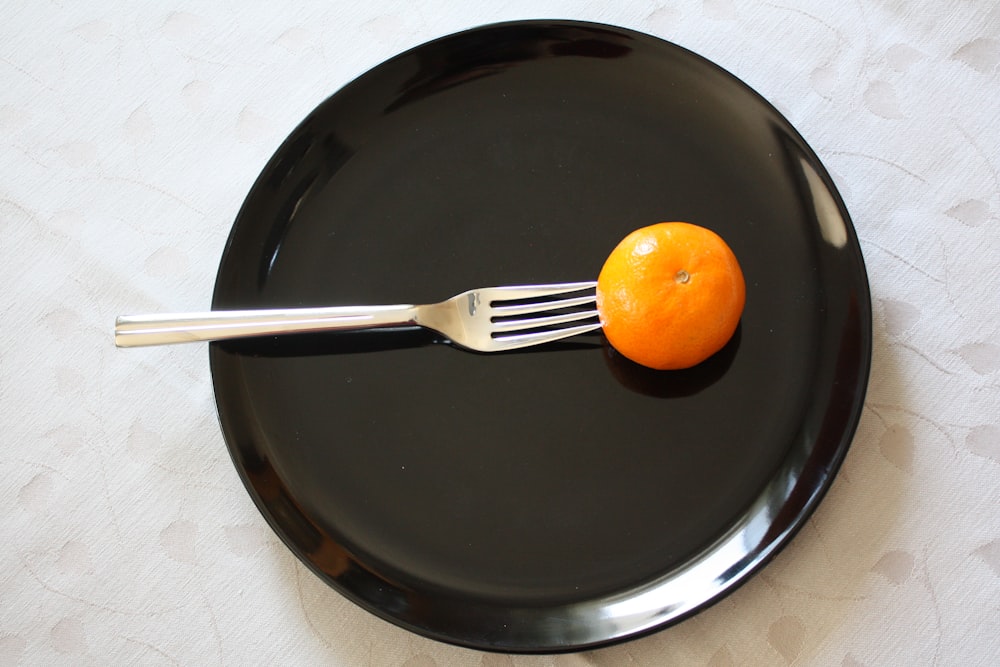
[114,304,418,347]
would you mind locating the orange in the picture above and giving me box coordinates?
[596,222,746,370]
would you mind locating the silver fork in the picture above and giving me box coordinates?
[114,281,600,351]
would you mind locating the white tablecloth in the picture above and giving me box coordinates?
[3,1,998,664]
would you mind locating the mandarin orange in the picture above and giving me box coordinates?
[596,222,746,370]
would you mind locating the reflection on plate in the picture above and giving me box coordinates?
[209,20,871,652]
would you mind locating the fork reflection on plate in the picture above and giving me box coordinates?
[114,281,601,351]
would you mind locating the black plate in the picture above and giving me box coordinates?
[210,20,871,652]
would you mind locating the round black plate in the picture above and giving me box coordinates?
[210,20,871,653]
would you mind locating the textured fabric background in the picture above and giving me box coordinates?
[2,1,998,665]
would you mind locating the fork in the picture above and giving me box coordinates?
[114,281,601,351]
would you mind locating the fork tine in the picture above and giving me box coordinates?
[491,293,595,317]
[484,281,597,303]
[490,321,603,351]
[491,308,599,332]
